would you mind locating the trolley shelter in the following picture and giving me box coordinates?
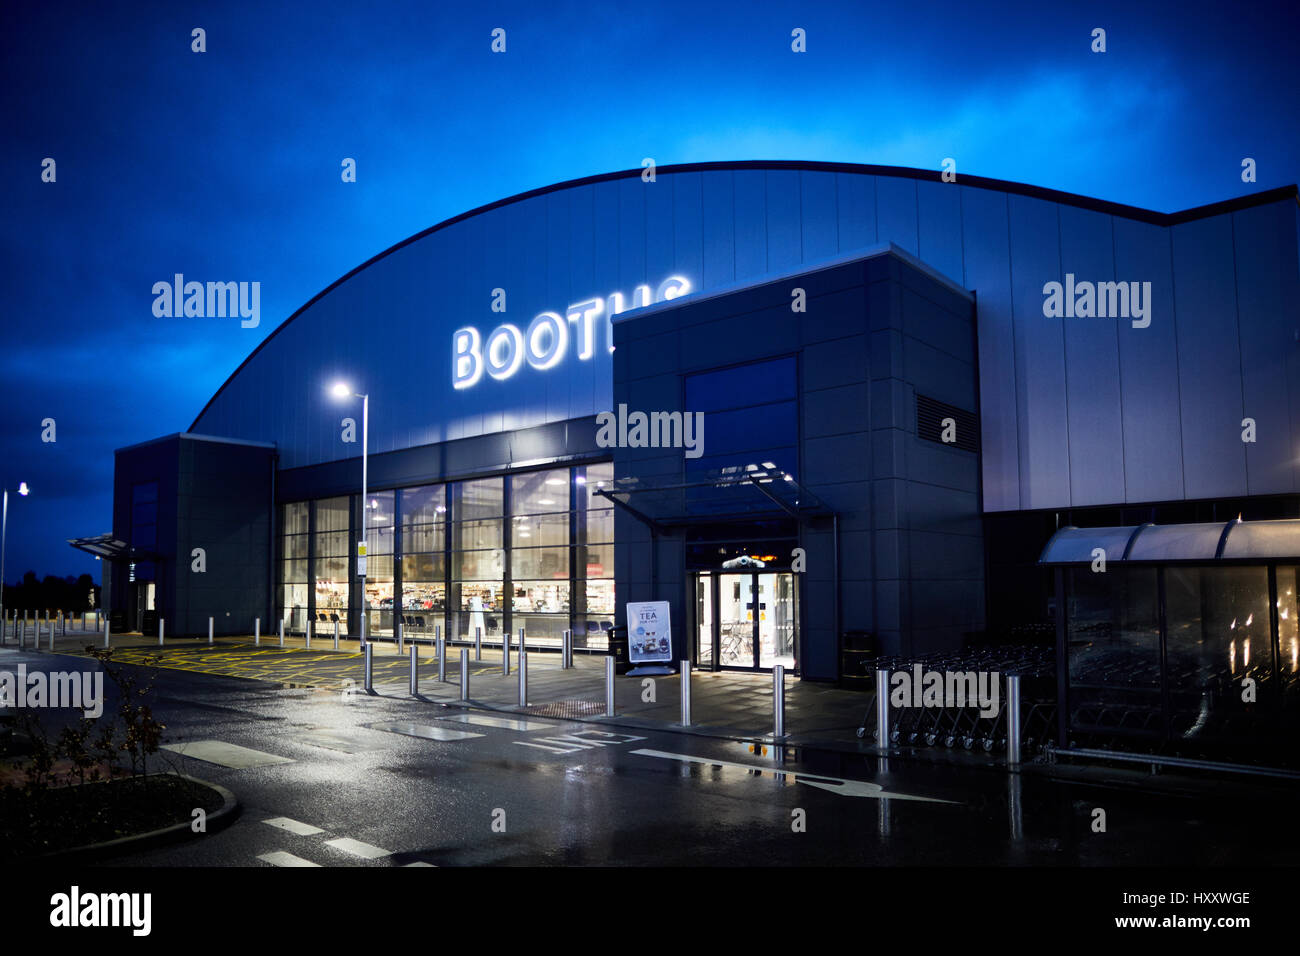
[1040,518,1300,767]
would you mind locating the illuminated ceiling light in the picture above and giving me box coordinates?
[545,478,565,486]
[17,482,30,496]
[537,499,555,505]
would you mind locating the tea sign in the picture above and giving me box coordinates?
[626,601,672,664]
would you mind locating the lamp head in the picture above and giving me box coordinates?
[329,382,352,400]
[17,482,29,496]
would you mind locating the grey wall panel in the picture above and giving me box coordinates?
[1111,219,1184,503]
[700,170,735,289]
[1008,194,1069,509]
[1232,202,1299,495]
[765,169,802,272]
[617,176,647,290]
[1057,205,1126,506]
[801,171,839,263]
[733,170,767,279]
[915,179,964,286]
[875,176,918,256]
[1171,216,1248,500]
[836,172,875,251]
[672,173,704,294]
[960,186,1018,512]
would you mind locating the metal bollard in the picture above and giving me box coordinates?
[48,620,54,650]
[1006,674,1022,767]
[436,626,446,682]
[518,644,528,707]
[502,628,511,676]
[605,655,615,717]
[363,643,374,693]
[562,629,572,669]
[459,647,469,701]
[159,618,165,647]
[334,618,340,650]
[875,668,891,748]
[475,625,482,661]
[773,664,786,737]
[104,619,110,649]
[409,644,419,696]
[680,660,692,726]
[254,617,260,646]
[306,619,313,649]
[208,617,214,645]
[279,620,284,647]
[397,619,403,655]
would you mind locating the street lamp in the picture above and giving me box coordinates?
[1,482,30,641]
[328,382,369,646]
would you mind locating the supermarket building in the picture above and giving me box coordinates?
[90,162,1300,753]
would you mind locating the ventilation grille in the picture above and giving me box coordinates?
[916,394,979,453]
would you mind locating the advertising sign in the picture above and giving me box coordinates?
[627,600,672,663]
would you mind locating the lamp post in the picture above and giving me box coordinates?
[1,482,30,640]
[329,383,369,646]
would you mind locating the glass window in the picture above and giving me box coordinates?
[451,519,503,551]
[283,500,309,535]
[1165,566,1273,741]
[453,550,505,581]
[512,512,568,547]
[1066,567,1161,737]
[315,496,350,532]
[512,546,569,580]
[453,477,503,521]
[363,491,395,556]
[402,484,447,527]
[511,469,569,516]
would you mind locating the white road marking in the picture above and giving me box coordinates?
[161,740,294,769]
[262,816,325,836]
[325,837,391,860]
[258,851,321,867]
[514,731,647,754]
[437,713,555,732]
[629,749,958,803]
[370,721,485,741]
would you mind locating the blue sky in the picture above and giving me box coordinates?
[2,0,1297,580]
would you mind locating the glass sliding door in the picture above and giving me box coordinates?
[707,571,798,671]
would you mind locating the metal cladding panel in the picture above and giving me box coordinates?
[700,170,735,289]
[1058,205,1126,506]
[733,169,767,279]
[186,165,1297,516]
[1171,215,1248,500]
[1008,194,1070,509]
[875,175,918,255]
[915,179,964,285]
[961,185,1019,512]
[800,170,839,263]
[1112,216,1184,503]
[765,169,802,271]
[672,173,704,293]
[836,172,875,251]
[1233,202,1300,495]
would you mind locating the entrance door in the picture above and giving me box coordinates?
[703,571,797,671]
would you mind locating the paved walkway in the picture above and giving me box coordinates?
[10,628,885,753]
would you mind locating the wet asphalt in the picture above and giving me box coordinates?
[4,644,1296,867]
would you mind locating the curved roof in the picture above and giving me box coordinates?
[1039,518,1300,564]
[188,160,1297,431]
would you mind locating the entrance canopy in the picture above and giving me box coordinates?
[594,462,832,529]
[67,534,159,562]
[1038,517,1300,565]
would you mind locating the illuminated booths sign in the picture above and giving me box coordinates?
[452,276,691,388]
